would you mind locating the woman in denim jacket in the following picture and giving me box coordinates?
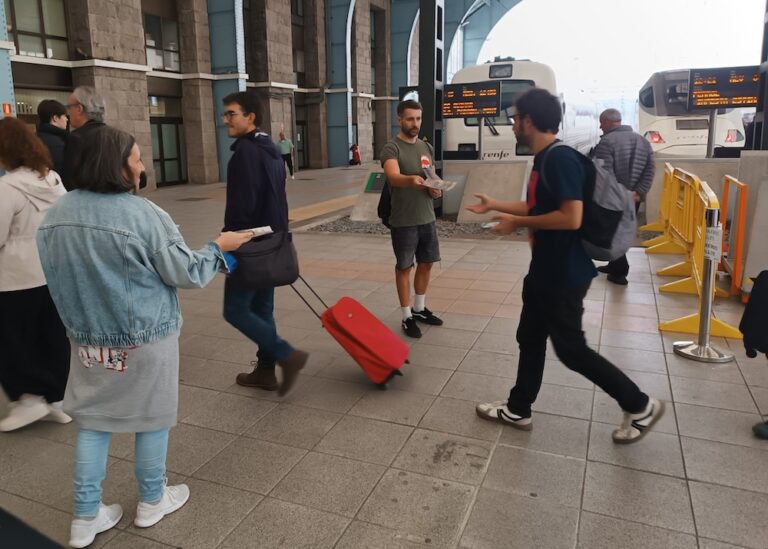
[37,126,251,548]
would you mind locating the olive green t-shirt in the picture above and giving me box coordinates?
[379,137,436,228]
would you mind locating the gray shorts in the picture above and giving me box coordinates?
[390,222,441,271]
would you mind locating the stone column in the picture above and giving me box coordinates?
[304,0,328,168]
[371,1,391,159]
[351,0,373,162]
[179,0,219,184]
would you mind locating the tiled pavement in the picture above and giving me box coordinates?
[2,186,767,548]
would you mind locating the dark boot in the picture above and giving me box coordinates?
[277,350,308,397]
[236,363,279,391]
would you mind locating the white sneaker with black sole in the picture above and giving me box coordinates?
[612,398,665,444]
[475,400,532,430]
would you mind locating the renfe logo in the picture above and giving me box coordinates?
[420,155,430,168]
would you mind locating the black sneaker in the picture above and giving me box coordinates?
[607,274,629,286]
[596,265,612,274]
[401,317,422,338]
[412,307,443,326]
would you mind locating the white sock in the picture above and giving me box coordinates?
[401,307,412,321]
[413,294,426,312]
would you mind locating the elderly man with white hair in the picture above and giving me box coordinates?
[591,108,655,285]
[61,86,107,190]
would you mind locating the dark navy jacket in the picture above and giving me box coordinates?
[223,130,289,232]
[36,123,68,177]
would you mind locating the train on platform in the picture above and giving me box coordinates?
[638,69,748,157]
[443,58,600,160]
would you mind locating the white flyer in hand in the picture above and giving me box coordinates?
[422,166,457,192]
[242,226,273,237]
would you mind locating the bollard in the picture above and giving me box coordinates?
[673,207,735,363]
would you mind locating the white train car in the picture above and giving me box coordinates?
[443,58,599,159]
[638,69,746,156]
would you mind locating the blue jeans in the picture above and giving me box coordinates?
[73,428,169,517]
[223,279,294,366]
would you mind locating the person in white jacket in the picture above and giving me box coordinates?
[0,117,71,432]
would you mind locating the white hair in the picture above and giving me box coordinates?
[72,86,106,123]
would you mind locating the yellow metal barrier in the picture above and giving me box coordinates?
[719,176,749,298]
[657,169,741,339]
[643,163,687,254]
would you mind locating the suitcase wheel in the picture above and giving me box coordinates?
[376,369,404,390]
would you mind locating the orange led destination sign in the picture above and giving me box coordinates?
[442,81,501,118]
[688,66,759,110]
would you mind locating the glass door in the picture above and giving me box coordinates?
[150,117,187,186]
[296,122,308,169]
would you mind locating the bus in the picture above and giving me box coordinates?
[638,70,747,156]
[443,58,599,160]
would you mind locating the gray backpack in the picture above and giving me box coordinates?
[542,142,636,261]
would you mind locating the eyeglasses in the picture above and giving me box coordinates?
[510,114,521,124]
[65,102,81,110]
[222,111,243,120]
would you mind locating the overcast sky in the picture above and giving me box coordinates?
[478,0,765,104]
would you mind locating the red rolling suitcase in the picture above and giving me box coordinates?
[292,277,408,388]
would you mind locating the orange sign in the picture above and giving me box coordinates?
[1,103,12,116]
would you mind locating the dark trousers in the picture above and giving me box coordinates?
[507,276,648,416]
[602,201,641,277]
[223,279,294,368]
[282,153,293,176]
[0,285,70,402]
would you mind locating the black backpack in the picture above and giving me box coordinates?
[740,270,768,359]
[377,182,392,228]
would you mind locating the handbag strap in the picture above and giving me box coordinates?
[290,275,329,320]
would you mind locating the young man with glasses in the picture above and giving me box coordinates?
[220,92,307,396]
[467,88,664,444]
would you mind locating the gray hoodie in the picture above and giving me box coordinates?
[0,167,66,291]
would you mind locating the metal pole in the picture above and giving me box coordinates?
[478,117,484,160]
[706,109,717,158]
[673,207,734,363]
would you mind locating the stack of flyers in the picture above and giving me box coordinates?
[422,166,457,192]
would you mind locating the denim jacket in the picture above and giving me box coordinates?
[37,190,225,347]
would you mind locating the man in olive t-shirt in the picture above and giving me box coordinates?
[380,100,443,339]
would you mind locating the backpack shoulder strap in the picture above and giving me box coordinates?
[539,141,569,191]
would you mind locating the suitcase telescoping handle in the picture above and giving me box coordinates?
[290,275,330,320]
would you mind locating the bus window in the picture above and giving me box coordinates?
[639,86,654,109]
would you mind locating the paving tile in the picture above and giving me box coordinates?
[406,343,468,370]
[182,392,276,434]
[592,391,678,434]
[689,481,768,549]
[419,327,480,350]
[392,429,492,485]
[314,355,381,385]
[282,377,368,413]
[178,357,245,391]
[472,332,519,354]
[483,445,584,508]
[738,360,768,388]
[697,539,755,549]
[177,385,220,422]
[577,512,697,549]
[588,422,685,477]
[534,384,594,420]
[385,364,452,395]
[681,437,768,493]
[165,423,236,475]
[676,403,767,450]
[582,462,694,534]
[103,533,175,548]
[457,350,517,378]
[193,437,306,494]
[458,289,508,304]
[498,412,589,459]
[440,371,510,403]
[753,386,768,415]
[666,352,745,384]
[244,403,341,449]
[670,376,757,413]
[335,520,433,548]
[349,389,434,426]
[357,469,474,547]
[610,369,672,401]
[600,329,664,352]
[483,316,519,336]
[438,314,492,333]
[271,451,384,517]
[127,478,260,549]
[459,487,578,549]
[315,415,413,465]
[419,396,502,442]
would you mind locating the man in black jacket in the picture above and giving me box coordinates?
[36,100,69,177]
[220,91,307,397]
[61,86,107,190]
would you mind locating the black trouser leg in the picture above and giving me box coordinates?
[0,286,70,403]
[507,276,648,415]
[605,254,629,277]
[282,153,294,176]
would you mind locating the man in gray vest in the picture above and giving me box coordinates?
[591,108,655,285]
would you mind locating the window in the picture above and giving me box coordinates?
[291,0,304,18]
[144,14,180,72]
[4,0,69,60]
[464,80,536,126]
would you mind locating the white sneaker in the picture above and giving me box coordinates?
[43,401,73,424]
[291,175,295,179]
[476,400,532,431]
[612,398,665,444]
[0,396,50,432]
[69,503,122,548]
[134,483,190,528]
